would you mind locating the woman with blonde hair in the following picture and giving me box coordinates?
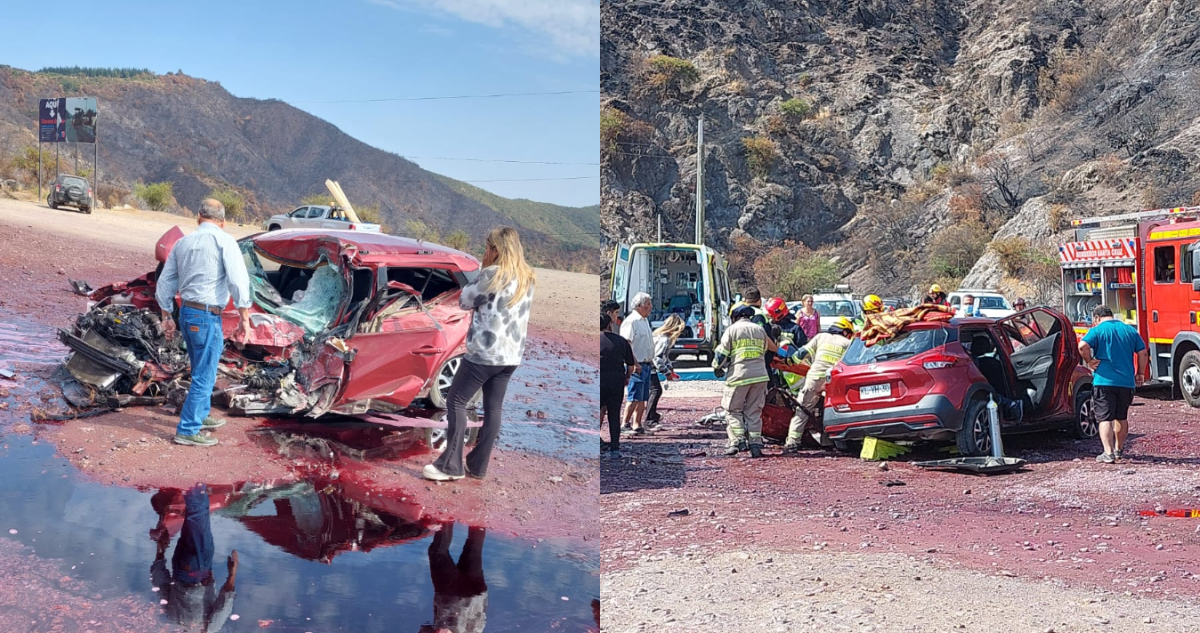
[643,314,686,429]
[425,226,536,482]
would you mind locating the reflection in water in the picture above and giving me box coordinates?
[150,484,237,632]
[422,522,488,633]
[0,433,596,631]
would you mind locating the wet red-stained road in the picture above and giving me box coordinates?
[0,220,600,631]
[602,394,1200,601]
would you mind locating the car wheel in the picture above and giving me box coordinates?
[428,355,481,409]
[47,196,57,210]
[269,224,282,231]
[1072,388,1098,438]
[80,206,91,214]
[1177,350,1200,409]
[956,395,992,457]
[833,439,860,454]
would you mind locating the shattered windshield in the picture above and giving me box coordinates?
[241,242,347,334]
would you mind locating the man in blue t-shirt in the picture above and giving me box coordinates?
[1079,305,1148,464]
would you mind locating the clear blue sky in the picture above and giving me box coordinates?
[4,0,600,207]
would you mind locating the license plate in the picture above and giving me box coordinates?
[859,383,891,400]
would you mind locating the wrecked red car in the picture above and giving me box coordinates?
[59,227,479,418]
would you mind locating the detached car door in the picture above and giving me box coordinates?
[338,287,447,408]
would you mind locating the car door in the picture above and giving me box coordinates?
[998,307,1076,421]
[337,286,446,408]
[283,207,308,229]
[611,243,631,306]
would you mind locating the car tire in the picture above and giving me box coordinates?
[80,206,91,214]
[833,439,860,454]
[47,196,57,210]
[269,224,282,231]
[428,355,481,409]
[1072,387,1098,438]
[1177,350,1200,409]
[956,395,992,457]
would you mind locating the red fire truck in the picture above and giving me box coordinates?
[1059,206,1200,408]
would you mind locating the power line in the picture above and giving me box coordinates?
[462,176,597,183]
[295,90,599,104]
[402,155,600,166]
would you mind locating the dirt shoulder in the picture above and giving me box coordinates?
[602,387,1200,625]
[604,549,1200,632]
[0,197,597,338]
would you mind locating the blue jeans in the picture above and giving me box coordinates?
[178,305,223,437]
[173,484,214,585]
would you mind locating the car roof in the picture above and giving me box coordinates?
[249,230,480,270]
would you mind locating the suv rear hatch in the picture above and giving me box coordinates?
[828,323,956,411]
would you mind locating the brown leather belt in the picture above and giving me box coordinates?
[182,300,222,315]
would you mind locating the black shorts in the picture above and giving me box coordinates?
[1093,386,1134,422]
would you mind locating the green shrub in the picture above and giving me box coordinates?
[742,136,779,178]
[798,72,814,87]
[600,106,654,157]
[780,98,812,119]
[752,243,841,299]
[404,218,441,243]
[990,236,1032,277]
[644,55,699,93]
[134,181,174,211]
[37,66,153,78]
[11,146,53,184]
[444,229,470,252]
[208,186,245,220]
[300,193,334,206]
[926,220,991,279]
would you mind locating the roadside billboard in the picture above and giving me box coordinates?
[38,97,98,143]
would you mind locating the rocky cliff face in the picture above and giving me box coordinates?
[0,67,598,271]
[602,0,1200,302]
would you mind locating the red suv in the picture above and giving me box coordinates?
[822,307,1096,456]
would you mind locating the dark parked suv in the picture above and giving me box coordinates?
[47,174,93,213]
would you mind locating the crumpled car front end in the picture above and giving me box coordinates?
[59,228,477,419]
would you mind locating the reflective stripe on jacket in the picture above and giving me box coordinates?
[714,320,770,387]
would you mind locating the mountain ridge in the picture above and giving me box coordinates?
[0,65,598,272]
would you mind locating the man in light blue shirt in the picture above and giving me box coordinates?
[155,199,252,447]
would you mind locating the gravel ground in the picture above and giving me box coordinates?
[602,385,1200,630]
[603,549,1200,632]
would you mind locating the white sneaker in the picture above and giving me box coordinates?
[423,464,465,481]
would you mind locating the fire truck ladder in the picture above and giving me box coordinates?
[1072,206,1200,227]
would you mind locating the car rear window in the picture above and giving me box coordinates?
[61,177,87,187]
[977,296,1009,309]
[814,299,858,317]
[842,327,951,366]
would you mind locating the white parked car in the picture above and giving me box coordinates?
[947,290,1015,318]
[263,205,381,233]
[789,286,861,331]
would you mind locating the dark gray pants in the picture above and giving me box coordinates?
[433,359,516,477]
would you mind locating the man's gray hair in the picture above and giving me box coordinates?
[631,292,652,309]
[198,198,225,221]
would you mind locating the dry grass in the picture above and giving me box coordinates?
[742,136,779,178]
[1037,47,1112,113]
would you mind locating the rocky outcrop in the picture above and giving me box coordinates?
[602,0,1200,292]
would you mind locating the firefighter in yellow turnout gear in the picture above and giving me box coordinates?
[782,316,854,454]
[713,305,778,458]
[852,294,884,333]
